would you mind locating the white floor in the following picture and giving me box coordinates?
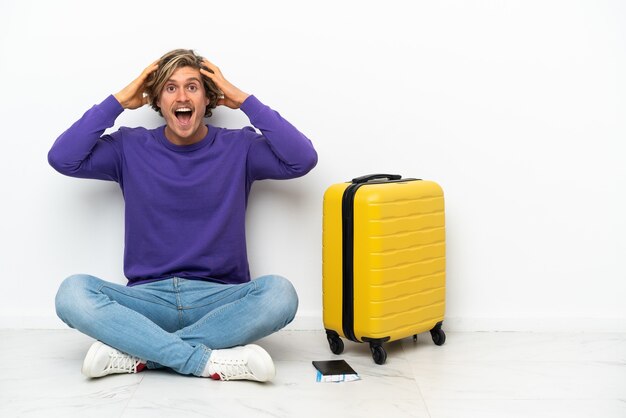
[1,329,625,418]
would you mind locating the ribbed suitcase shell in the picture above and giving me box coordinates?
[323,177,446,360]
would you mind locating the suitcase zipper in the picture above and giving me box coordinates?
[341,181,361,342]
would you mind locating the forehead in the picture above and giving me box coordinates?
[166,66,202,82]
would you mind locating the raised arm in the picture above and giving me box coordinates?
[48,61,158,181]
[199,59,317,181]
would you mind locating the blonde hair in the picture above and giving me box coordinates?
[145,49,221,117]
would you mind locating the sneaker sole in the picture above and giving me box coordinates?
[81,341,106,378]
[245,344,276,382]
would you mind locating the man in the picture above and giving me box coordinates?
[48,49,317,382]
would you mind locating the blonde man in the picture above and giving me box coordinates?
[49,49,317,382]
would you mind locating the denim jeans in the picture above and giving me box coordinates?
[55,274,298,376]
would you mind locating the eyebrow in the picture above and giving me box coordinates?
[166,77,202,84]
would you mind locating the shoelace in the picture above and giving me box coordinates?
[105,351,143,374]
[211,358,253,381]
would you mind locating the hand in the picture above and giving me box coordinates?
[200,59,250,109]
[113,60,159,110]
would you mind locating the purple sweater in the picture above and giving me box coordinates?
[48,95,317,286]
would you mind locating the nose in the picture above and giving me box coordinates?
[175,88,189,102]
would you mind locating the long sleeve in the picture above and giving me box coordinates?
[47,94,316,285]
[48,95,125,182]
[241,95,318,181]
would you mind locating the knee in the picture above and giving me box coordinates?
[55,274,99,324]
[256,275,299,325]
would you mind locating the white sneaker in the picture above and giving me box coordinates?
[81,341,146,378]
[204,344,275,382]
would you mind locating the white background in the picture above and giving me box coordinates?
[0,0,624,331]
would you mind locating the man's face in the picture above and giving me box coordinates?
[158,66,210,146]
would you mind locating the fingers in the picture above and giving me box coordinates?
[199,67,216,80]
[140,60,159,80]
[136,61,159,102]
[115,60,160,109]
[199,59,224,93]
[200,58,219,73]
[128,61,159,95]
[146,61,159,73]
[200,59,225,81]
[199,59,227,94]
[198,58,247,108]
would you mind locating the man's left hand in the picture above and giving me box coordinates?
[200,59,250,109]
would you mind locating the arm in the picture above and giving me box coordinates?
[47,96,125,181]
[241,96,318,180]
[200,60,318,180]
[47,61,158,181]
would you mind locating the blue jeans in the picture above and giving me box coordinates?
[55,274,298,376]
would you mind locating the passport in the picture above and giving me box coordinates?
[312,360,360,382]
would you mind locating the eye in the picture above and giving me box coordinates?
[166,85,176,93]
[188,84,198,92]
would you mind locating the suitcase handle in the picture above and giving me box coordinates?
[351,174,402,184]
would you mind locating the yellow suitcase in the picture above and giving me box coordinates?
[322,174,446,364]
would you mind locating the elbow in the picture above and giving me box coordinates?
[290,147,318,177]
[47,148,63,172]
[47,148,74,175]
[302,148,318,174]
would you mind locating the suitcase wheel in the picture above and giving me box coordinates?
[327,333,344,355]
[370,343,387,365]
[430,328,446,346]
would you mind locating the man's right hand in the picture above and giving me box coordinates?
[113,61,159,110]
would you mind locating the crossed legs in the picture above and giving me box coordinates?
[55,274,298,377]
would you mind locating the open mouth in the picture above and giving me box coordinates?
[174,107,193,125]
